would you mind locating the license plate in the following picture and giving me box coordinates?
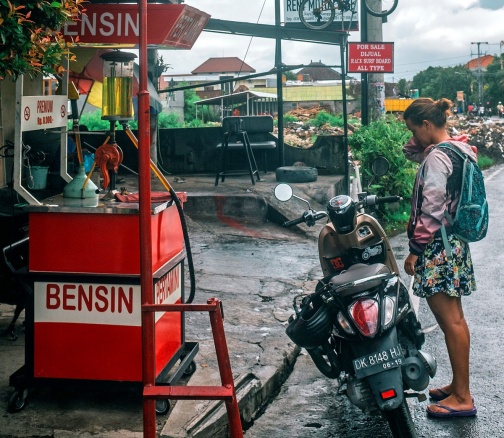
[353,345,404,379]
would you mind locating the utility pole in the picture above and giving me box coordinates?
[360,1,368,125]
[362,0,385,123]
[471,41,488,104]
[275,0,284,166]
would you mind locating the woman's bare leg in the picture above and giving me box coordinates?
[426,293,473,412]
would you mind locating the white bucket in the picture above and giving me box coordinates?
[30,166,49,190]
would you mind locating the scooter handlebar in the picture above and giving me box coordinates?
[366,195,402,206]
[282,216,306,227]
[376,195,402,204]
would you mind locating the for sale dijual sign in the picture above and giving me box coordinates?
[347,42,394,73]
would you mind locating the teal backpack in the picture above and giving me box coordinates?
[437,143,489,258]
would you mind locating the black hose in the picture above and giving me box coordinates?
[168,185,196,304]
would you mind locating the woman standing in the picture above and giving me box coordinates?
[402,98,477,418]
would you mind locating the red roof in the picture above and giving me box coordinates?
[465,55,494,71]
[191,57,256,74]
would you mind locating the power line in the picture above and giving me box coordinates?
[394,55,470,67]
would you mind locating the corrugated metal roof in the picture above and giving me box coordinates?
[195,90,277,106]
[261,85,351,101]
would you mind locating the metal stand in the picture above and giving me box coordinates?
[142,298,243,437]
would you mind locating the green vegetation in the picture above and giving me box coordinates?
[282,114,298,123]
[478,154,493,169]
[0,1,84,79]
[77,109,207,130]
[349,117,417,232]
[78,111,111,131]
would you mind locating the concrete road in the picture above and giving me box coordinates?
[245,164,504,438]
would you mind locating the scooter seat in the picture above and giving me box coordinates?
[327,263,391,295]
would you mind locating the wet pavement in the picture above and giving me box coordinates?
[246,164,504,438]
[0,170,341,437]
[1,164,502,438]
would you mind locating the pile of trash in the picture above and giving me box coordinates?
[450,115,504,163]
[275,106,504,161]
[275,106,346,148]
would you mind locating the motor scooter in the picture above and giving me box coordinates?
[275,158,436,438]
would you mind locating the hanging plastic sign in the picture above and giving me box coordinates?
[64,3,210,49]
[21,96,68,132]
[347,42,394,73]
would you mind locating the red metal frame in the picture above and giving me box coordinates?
[136,3,241,436]
[142,298,243,437]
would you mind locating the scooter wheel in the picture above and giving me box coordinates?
[306,343,340,379]
[276,166,318,183]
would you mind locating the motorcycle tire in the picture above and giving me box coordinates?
[275,166,318,183]
[383,399,416,438]
[306,342,340,379]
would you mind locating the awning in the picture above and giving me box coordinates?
[195,90,277,118]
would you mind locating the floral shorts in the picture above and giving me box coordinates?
[413,234,476,298]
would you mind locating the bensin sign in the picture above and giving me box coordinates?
[347,42,394,73]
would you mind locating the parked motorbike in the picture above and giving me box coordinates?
[275,158,436,438]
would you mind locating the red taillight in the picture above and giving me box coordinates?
[349,298,379,336]
[381,389,397,400]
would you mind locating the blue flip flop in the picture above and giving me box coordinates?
[427,403,477,418]
[429,388,451,401]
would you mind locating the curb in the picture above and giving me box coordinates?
[160,347,300,437]
[184,192,269,224]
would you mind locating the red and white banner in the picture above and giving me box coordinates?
[347,42,394,73]
[33,264,183,381]
[64,3,210,49]
[34,265,181,326]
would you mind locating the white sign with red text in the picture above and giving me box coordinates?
[347,42,394,73]
[34,264,182,326]
[21,96,68,132]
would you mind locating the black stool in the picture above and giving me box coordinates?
[215,117,260,186]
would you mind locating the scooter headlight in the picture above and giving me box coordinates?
[349,298,379,337]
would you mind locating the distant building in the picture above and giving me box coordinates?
[296,60,341,82]
[159,58,357,119]
[465,55,494,72]
[191,57,256,75]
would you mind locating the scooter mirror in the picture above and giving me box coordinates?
[274,183,293,202]
[371,156,390,177]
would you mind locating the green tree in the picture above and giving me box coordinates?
[397,78,409,97]
[284,71,297,81]
[411,66,474,102]
[481,56,504,108]
[0,1,84,79]
[183,87,199,123]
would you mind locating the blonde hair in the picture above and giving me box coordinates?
[403,98,452,128]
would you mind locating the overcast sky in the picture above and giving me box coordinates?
[159,0,504,82]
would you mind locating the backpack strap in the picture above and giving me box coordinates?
[435,142,467,261]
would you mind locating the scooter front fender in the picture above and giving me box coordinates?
[351,329,404,411]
